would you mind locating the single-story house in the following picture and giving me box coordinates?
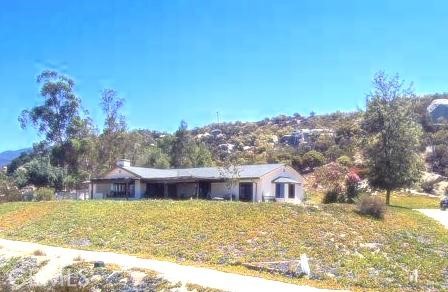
[90,159,304,203]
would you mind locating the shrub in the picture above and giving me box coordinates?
[337,155,352,167]
[357,196,386,219]
[35,187,55,201]
[302,150,325,170]
[421,180,437,194]
[322,190,343,204]
[346,171,361,203]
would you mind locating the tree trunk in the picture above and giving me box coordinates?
[386,189,391,205]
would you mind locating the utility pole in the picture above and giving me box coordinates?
[216,111,220,126]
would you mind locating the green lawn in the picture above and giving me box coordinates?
[388,192,440,209]
[0,200,447,290]
[307,191,441,209]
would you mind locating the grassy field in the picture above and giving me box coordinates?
[0,199,447,291]
[306,191,441,209]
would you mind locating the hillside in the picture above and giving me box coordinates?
[187,111,363,166]
[0,199,446,290]
[0,148,31,167]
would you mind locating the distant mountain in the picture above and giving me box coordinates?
[0,148,32,167]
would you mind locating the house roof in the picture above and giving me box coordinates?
[120,164,285,180]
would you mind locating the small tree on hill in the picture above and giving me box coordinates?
[363,72,423,205]
[302,150,325,170]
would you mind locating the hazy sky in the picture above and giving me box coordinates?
[1,0,447,151]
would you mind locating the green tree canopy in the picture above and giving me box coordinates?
[363,72,423,205]
[19,71,83,146]
[171,120,192,167]
[302,150,325,170]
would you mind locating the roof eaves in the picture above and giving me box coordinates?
[120,166,143,179]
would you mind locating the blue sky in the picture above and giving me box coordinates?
[0,0,447,152]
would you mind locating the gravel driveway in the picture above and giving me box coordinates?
[417,209,448,229]
[0,238,336,292]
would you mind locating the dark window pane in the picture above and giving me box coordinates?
[288,184,295,198]
[239,183,253,201]
[275,183,284,198]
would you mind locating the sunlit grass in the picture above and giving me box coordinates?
[306,190,440,209]
[388,192,440,209]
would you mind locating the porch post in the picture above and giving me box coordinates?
[164,183,168,198]
[91,182,97,199]
[135,179,141,199]
[253,182,256,203]
[196,182,199,199]
[125,181,129,200]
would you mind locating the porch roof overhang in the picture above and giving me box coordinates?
[91,177,227,184]
[90,177,137,183]
[142,176,227,183]
[272,176,300,184]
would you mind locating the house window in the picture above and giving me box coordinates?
[112,183,126,193]
[239,183,253,202]
[288,184,295,198]
[111,182,134,198]
[275,183,285,198]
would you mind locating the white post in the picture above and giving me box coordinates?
[134,180,141,199]
[92,183,97,199]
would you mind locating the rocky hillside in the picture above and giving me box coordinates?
[189,111,363,166]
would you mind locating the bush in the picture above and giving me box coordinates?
[0,174,22,202]
[346,171,361,203]
[322,190,344,204]
[336,155,352,167]
[302,150,325,170]
[357,196,386,219]
[35,187,55,201]
[421,180,437,194]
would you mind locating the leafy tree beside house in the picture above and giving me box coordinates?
[19,71,84,146]
[98,89,128,171]
[13,156,65,190]
[363,72,423,205]
[171,120,191,167]
[171,121,214,168]
[17,71,94,187]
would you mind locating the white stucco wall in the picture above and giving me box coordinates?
[92,183,111,199]
[256,165,304,203]
[211,182,239,200]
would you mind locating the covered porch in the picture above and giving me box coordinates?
[90,178,140,199]
[142,179,225,200]
[91,178,259,202]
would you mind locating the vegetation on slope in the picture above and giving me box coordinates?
[0,200,446,290]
